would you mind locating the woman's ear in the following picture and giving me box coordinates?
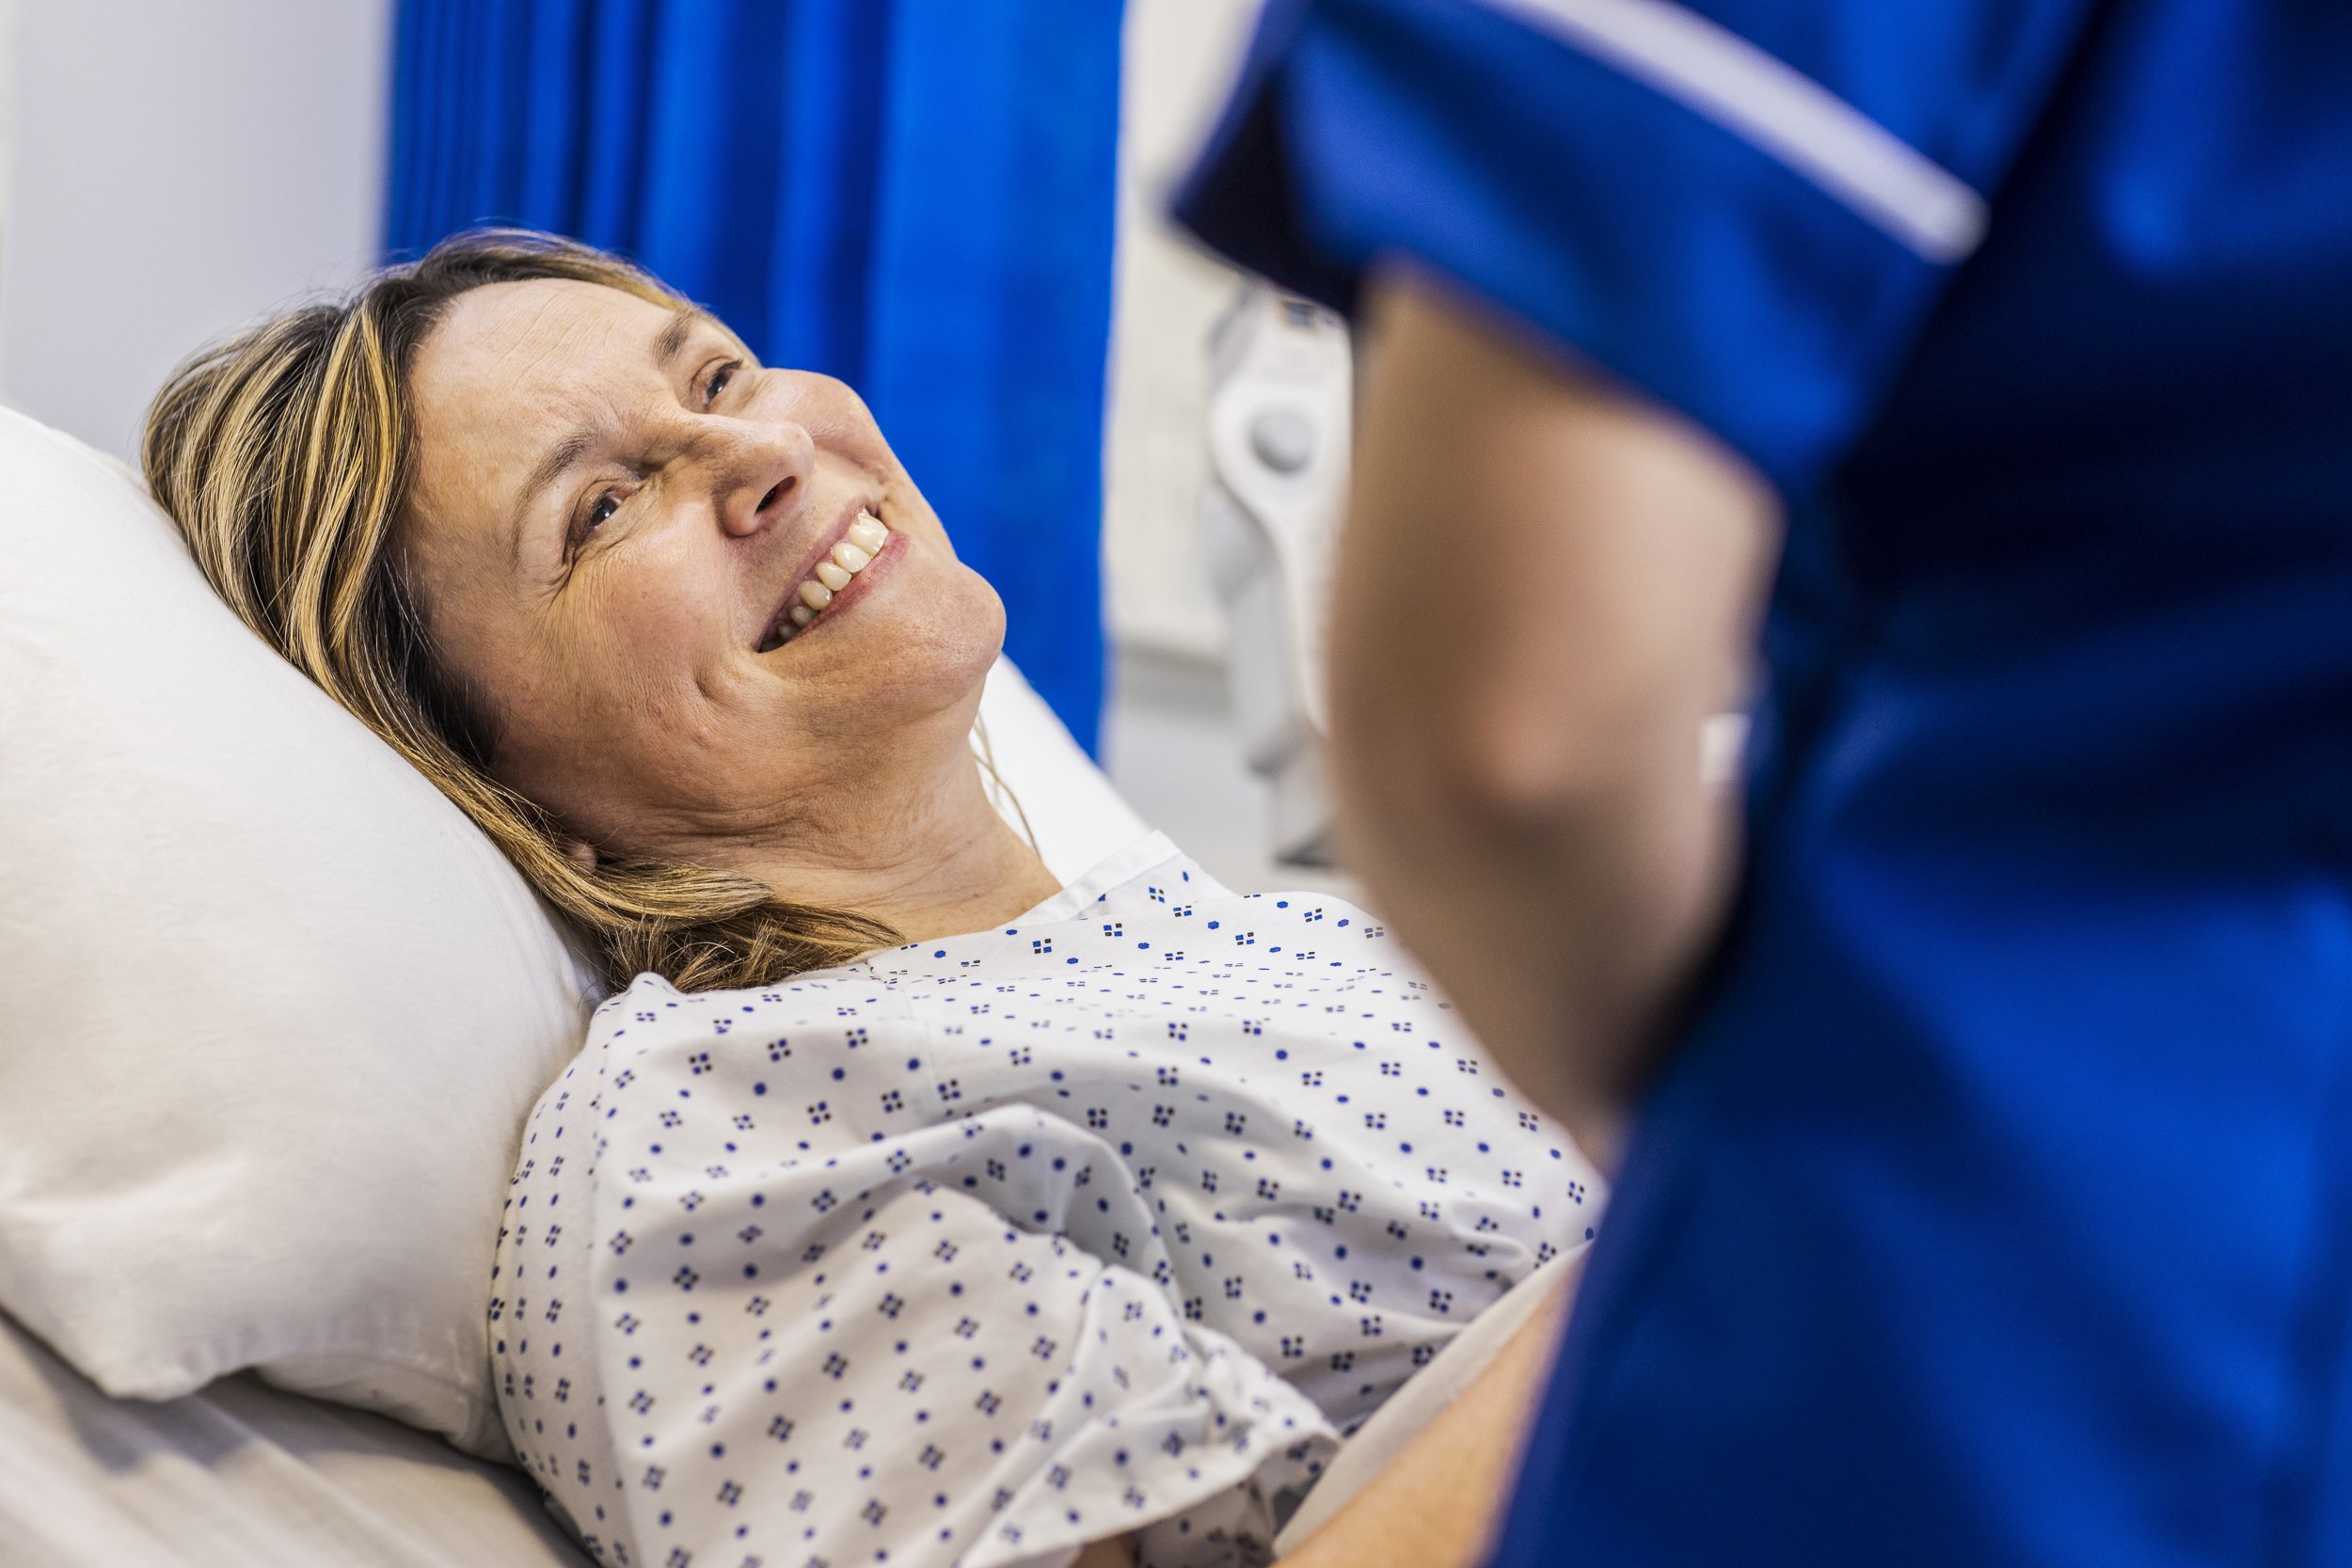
[564,838,598,874]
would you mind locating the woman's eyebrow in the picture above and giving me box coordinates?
[654,304,714,369]
[510,426,599,569]
[507,305,717,569]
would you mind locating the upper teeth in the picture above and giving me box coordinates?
[776,510,889,643]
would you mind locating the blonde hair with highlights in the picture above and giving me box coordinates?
[142,230,899,991]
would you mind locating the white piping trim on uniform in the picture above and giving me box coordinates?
[1472,0,1989,262]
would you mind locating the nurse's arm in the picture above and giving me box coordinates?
[1330,270,1778,1162]
[1277,1263,1576,1567]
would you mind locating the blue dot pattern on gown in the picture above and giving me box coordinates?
[490,833,1602,1568]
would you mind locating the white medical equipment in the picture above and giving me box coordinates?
[1200,285,1352,866]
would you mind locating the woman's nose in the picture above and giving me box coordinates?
[710,419,818,538]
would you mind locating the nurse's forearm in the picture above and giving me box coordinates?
[1073,1532,1136,1567]
[1330,270,1775,1160]
[1278,1263,1575,1567]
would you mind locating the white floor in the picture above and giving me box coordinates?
[1101,647,1367,906]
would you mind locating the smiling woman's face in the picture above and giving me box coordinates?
[399,277,1004,863]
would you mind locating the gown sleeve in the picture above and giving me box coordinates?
[1172,0,2101,495]
[580,982,1338,1568]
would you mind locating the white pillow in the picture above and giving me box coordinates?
[0,405,1140,1456]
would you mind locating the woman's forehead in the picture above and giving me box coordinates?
[401,282,659,576]
[410,282,675,493]
[419,278,672,406]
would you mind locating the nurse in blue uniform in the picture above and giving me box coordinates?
[1177,2,2352,1564]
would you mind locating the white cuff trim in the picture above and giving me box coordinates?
[1474,0,1990,262]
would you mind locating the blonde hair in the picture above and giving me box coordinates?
[142,229,899,992]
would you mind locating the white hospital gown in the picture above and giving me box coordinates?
[492,833,1602,1568]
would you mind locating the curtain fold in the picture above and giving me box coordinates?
[385,0,1121,751]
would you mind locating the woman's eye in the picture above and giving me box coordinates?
[705,359,741,405]
[574,492,620,548]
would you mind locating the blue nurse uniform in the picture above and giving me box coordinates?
[1177,2,2352,1562]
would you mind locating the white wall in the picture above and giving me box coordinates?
[0,0,392,459]
[1101,0,1263,662]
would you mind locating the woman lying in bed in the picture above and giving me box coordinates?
[141,231,1601,1568]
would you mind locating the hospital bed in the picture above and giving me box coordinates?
[0,1259,1565,1567]
[0,401,1567,1565]
[0,1313,588,1568]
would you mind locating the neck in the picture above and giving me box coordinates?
[707,747,1062,945]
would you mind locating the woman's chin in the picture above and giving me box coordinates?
[787,562,1002,721]
[910,570,1008,705]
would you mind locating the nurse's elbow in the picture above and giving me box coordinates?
[1331,658,1654,833]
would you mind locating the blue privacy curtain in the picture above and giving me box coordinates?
[385,0,1123,751]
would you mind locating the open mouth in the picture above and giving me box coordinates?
[755,508,891,652]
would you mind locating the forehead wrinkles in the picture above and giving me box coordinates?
[409,286,647,542]
[479,291,632,483]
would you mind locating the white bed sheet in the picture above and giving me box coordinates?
[0,1312,587,1568]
